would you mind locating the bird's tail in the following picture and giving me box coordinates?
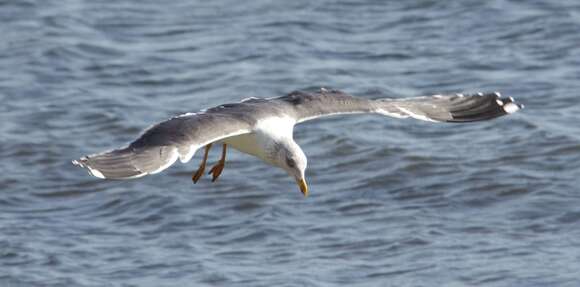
[72,145,178,179]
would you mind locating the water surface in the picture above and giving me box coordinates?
[2,0,580,286]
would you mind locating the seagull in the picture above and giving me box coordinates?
[73,88,523,197]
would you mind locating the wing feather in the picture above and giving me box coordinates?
[73,111,254,179]
[275,88,522,123]
[377,92,523,122]
[275,88,376,123]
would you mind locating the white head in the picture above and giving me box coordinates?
[273,140,308,196]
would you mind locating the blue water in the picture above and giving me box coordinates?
[2,0,580,286]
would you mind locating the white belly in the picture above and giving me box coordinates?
[222,116,295,165]
[223,133,270,162]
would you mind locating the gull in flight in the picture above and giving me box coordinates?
[73,88,523,196]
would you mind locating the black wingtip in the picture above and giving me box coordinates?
[447,92,522,122]
[495,93,524,114]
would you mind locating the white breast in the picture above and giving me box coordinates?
[223,132,264,158]
[223,116,295,164]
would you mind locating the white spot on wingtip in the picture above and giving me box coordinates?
[508,96,514,102]
[73,158,105,178]
[477,92,484,96]
[87,166,105,179]
[494,92,502,97]
[503,102,520,114]
[496,99,504,106]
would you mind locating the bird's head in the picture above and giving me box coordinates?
[275,140,308,197]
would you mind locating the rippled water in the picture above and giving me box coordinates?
[2,0,580,286]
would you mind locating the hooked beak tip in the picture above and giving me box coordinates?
[298,178,309,197]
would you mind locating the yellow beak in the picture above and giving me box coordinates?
[297,178,309,197]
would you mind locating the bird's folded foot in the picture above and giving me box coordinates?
[208,143,227,183]
[192,143,212,184]
[208,160,225,182]
[191,165,206,183]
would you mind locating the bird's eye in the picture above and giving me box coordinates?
[286,157,296,168]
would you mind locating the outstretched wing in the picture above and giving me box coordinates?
[375,92,523,122]
[73,111,255,179]
[275,88,523,123]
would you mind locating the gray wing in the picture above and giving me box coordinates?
[73,110,255,179]
[275,88,377,123]
[275,88,522,123]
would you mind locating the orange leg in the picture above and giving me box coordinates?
[208,143,227,182]
[192,143,212,183]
